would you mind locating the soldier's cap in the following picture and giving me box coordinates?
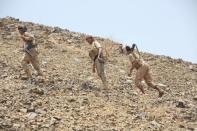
[17,25,27,32]
[85,36,94,41]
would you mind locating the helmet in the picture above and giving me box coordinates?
[17,25,27,32]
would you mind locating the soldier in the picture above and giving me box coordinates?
[17,25,43,82]
[126,45,164,97]
[86,36,108,89]
[118,44,124,54]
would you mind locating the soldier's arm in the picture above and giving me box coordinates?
[131,51,139,59]
[94,41,102,58]
[21,33,34,41]
[98,47,102,58]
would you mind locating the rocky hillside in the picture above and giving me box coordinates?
[0,17,197,131]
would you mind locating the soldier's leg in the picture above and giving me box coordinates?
[135,68,146,94]
[144,70,164,97]
[31,55,43,76]
[21,53,32,78]
[95,59,108,89]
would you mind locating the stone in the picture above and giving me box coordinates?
[0,99,7,103]
[36,109,47,115]
[119,69,126,74]
[179,124,185,128]
[61,49,67,52]
[157,83,167,87]
[176,100,186,108]
[0,121,12,128]
[67,97,76,103]
[87,76,94,81]
[187,127,195,131]
[67,39,73,44]
[131,91,138,95]
[49,117,58,126]
[189,65,193,70]
[193,96,197,101]
[20,108,27,113]
[81,81,93,90]
[27,107,35,112]
[126,80,132,84]
[73,58,81,63]
[29,88,44,95]
[81,98,90,105]
[150,120,161,128]
[27,112,38,120]
[13,123,20,128]
[53,116,61,121]
[1,73,8,78]
[0,21,3,27]
[134,112,146,120]
[42,61,48,65]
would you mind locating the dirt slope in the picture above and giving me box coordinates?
[0,17,197,131]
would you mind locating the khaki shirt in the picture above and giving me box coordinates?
[92,40,102,49]
[20,32,38,57]
[129,51,145,69]
[21,32,36,49]
[22,32,35,43]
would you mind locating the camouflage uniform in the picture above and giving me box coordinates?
[20,32,42,78]
[129,51,163,97]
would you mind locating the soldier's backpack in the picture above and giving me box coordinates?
[89,48,99,61]
[89,40,111,62]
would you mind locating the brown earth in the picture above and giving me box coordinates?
[0,17,197,131]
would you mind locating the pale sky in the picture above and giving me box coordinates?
[0,0,197,63]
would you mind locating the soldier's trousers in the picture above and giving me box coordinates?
[135,64,156,89]
[21,49,42,78]
[95,58,108,88]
